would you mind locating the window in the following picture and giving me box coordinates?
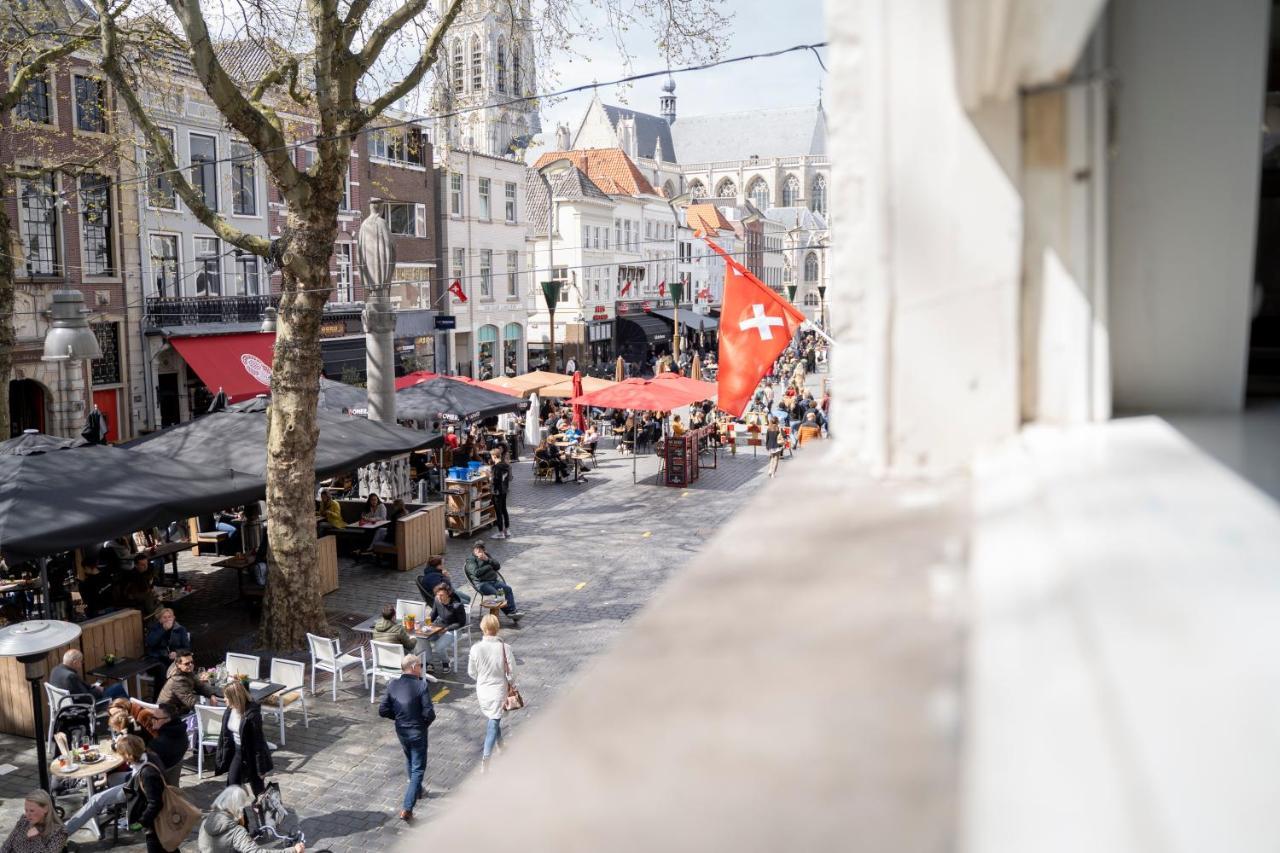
[594,227,601,249]
[511,42,521,96]
[803,292,819,306]
[74,76,106,132]
[340,163,351,211]
[504,181,516,222]
[148,127,177,209]
[450,172,463,215]
[478,177,491,219]
[18,172,58,276]
[233,250,260,295]
[804,252,819,282]
[614,219,621,248]
[194,237,221,296]
[385,202,415,236]
[79,173,114,276]
[496,38,507,94]
[15,70,51,123]
[480,249,492,297]
[451,248,465,284]
[231,142,257,216]
[581,223,590,249]
[715,178,737,199]
[150,234,179,297]
[91,322,121,385]
[368,128,425,165]
[623,220,631,251]
[335,244,353,301]
[451,39,464,94]
[688,180,706,199]
[470,36,482,92]
[810,174,827,215]
[189,133,218,211]
[298,147,315,172]
[645,221,652,240]
[603,227,609,250]
[749,178,770,209]
[506,250,518,297]
[783,174,801,207]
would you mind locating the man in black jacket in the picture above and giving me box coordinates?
[464,542,519,619]
[378,654,437,821]
[145,703,188,786]
[49,649,127,705]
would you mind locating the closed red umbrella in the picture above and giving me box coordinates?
[572,371,586,431]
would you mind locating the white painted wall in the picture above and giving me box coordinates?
[1107,0,1270,412]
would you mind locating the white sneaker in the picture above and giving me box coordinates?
[494,531,506,539]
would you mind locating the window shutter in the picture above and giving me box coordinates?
[414,203,426,237]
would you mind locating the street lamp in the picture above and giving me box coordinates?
[817,284,827,330]
[259,306,277,333]
[537,158,574,373]
[786,283,798,303]
[0,619,82,792]
[665,192,692,364]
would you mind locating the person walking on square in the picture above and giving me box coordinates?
[378,654,437,821]
[215,681,273,796]
[490,449,512,538]
[765,417,783,478]
[467,615,516,773]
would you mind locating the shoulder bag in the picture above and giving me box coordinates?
[501,643,525,711]
[154,769,202,849]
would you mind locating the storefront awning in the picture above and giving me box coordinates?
[647,309,719,332]
[617,313,671,344]
[168,332,275,402]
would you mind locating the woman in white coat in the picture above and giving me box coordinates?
[467,614,516,771]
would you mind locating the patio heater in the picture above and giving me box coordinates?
[0,619,82,792]
[537,159,575,374]
[817,285,827,330]
[669,280,685,367]
[541,280,561,373]
[786,283,798,303]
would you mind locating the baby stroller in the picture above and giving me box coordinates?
[243,782,321,850]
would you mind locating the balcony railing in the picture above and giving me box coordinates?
[145,294,281,328]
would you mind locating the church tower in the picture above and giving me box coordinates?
[431,0,541,159]
[660,76,677,124]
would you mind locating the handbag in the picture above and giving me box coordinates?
[501,643,524,711]
[154,775,201,849]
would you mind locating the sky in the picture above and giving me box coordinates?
[524,0,827,161]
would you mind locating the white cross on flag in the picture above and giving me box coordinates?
[707,237,805,416]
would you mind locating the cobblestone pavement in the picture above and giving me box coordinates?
[0,433,796,851]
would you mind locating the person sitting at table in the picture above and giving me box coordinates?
[117,554,159,616]
[157,649,218,716]
[417,556,469,606]
[251,531,270,587]
[361,493,387,524]
[363,499,407,556]
[131,529,167,574]
[464,542,520,620]
[533,439,568,484]
[145,608,192,670]
[671,414,687,437]
[106,697,154,742]
[98,536,132,573]
[373,604,417,653]
[50,648,128,705]
[214,508,243,553]
[424,583,467,673]
[317,490,346,533]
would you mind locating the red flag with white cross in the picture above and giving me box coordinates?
[707,238,805,416]
[448,280,467,302]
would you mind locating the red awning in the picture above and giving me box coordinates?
[169,333,276,402]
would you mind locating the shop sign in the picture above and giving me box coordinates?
[434,315,457,330]
[319,321,348,338]
[592,305,609,321]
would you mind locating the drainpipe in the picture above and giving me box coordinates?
[134,149,156,432]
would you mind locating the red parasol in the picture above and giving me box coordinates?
[565,377,706,412]
[651,371,718,400]
[572,371,586,431]
[395,371,520,396]
[394,370,439,390]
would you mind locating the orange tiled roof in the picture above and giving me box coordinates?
[685,203,734,236]
[533,149,657,197]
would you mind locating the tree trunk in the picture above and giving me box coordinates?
[0,171,16,440]
[259,213,338,649]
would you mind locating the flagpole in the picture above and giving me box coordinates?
[802,320,836,347]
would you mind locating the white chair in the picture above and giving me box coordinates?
[225,653,260,680]
[261,658,308,746]
[306,633,367,701]
[194,704,223,778]
[369,641,406,703]
[395,599,428,624]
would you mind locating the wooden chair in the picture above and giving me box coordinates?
[533,459,554,482]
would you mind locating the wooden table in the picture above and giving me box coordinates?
[51,740,124,794]
[155,586,192,607]
[89,657,157,698]
[130,540,195,583]
[352,615,449,660]
[212,554,259,600]
[550,444,587,482]
[479,594,507,617]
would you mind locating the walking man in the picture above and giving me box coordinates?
[377,654,437,821]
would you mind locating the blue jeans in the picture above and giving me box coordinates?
[483,717,503,759]
[65,782,126,833]
[478,581,516,614]
[397,730,428,812]
[215,521,239,549]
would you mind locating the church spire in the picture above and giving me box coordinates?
[660,75,677,125]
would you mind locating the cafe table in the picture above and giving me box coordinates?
[89,657,156,698]
[352,614,449,663]
[130,540,196,583]
[51,740,125,798]
[212,554,259,599]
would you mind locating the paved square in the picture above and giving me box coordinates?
[0,438,788,851]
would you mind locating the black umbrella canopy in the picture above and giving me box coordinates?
[395,377,527,423]
[0,430,83,456]
[207,388,230,414]
[227,379,367,414]
[81,408,109,445]
[123,408,440,479]
[0,442,263,561]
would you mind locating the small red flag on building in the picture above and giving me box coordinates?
[448,280,467,302]
[620,280,632,297]
[698,287,712,300]
[657,280,666,297]
[707,237,805,417]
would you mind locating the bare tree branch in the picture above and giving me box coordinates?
[353,0,462,128]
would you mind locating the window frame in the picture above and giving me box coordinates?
[147,126,179,210]
[477,177,491,220]
[193,235,222,297]
[480,248,493,298]
[450,172,463,216]
[17,170,60,278]
[13,67,53,125]
[189,132,219,212]
[230,141,259,217]
[233,250,261,296]
[470,35,482,92]
[504,181,517,223]
[335,243,354,301]
[385,202,416,236]
[149,232,180,298]
[506,249,518,298]
[78,172,116,278]
[73,74,108,133]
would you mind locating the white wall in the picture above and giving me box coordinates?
[1107,0,1270,412]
